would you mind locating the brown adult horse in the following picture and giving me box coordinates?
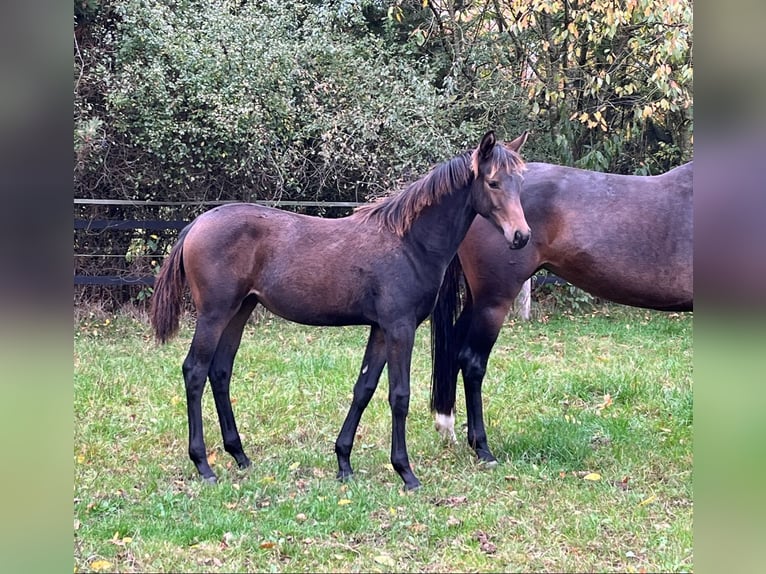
[430,160,692,463]
[149,131,530,490]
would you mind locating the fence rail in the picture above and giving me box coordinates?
[74,200,568,300]
[74,199,364,288]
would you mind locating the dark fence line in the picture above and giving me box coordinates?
[75,219,189,231]
[74,199,364,288]
[74,198,363,207]
[74,199,568,291]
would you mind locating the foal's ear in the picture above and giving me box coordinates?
[478,130,497,160]
[506,130,529,153]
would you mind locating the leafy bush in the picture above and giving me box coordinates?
[75,0,531,204]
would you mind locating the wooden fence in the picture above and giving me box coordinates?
[74,198,362,287]
[74,198,564,317]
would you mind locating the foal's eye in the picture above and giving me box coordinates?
[487,180,500,189]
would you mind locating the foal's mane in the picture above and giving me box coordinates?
[353,144,524,237]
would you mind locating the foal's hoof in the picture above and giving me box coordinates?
[477,459,499,470]
[403,480,422,492]
[336,470,354,483]
[476,450,498,465]
[202,475,218,485]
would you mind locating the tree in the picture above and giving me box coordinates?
[388,0,693,173]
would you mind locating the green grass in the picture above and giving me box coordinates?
[74,305,692,573]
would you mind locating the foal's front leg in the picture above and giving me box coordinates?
[335,326,387,481]
[384,321,421,490]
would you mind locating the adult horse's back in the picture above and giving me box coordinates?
[431,161,692,462]
[150,131,531,490]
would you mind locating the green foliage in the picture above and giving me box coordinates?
[75,0,528,203]
[535,281,597,316]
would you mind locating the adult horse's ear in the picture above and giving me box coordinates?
[506,130,529,153]
[479,130,497,160]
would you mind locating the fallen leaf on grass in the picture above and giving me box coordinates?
[260,541,276,549]
[221,532,234,548]
[474,530,497,554]
[446,515,461,527]
[613,476,630,491]
[338,498,352,506]
[432,495,467,507]
[638,494,657,506]
[596,393,613,414]
[582,472,601,481]
[89,560,112,572]
[206,451,217,466]
[374,554,396,567]
[109,531,132,546]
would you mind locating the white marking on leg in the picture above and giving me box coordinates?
[361,364,368,375]
[435,412,457,443]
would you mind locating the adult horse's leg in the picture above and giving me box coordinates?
[182,311,231,483]
[384,320,420,490]
[335,325,387,482]
[207,296,259,471]
[459,298,512,464]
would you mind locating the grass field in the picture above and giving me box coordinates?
[74,303,692,573]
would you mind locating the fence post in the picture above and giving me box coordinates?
[513,278,531,321]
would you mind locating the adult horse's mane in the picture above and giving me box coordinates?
[353,145,525,237]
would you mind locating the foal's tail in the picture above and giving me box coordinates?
[149,224,193,344]
[430,255,469,435]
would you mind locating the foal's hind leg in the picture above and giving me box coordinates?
[335,325,387,482]
[459,299,510,464]
[208,296,259,471]
[183,311,232,483]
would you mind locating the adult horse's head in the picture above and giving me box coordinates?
[470,131,530,249]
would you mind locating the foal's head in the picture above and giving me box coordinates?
[470,131,531,249]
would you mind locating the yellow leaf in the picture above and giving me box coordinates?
[89,560,113,572]
[288,461,300,471]
[639,494,657,506]
[374,555,396,567]
[583,472,601,481]
[261,475,275,483]
[207,451,217,465]
[76,454,85,464]
[338,498,352,505]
